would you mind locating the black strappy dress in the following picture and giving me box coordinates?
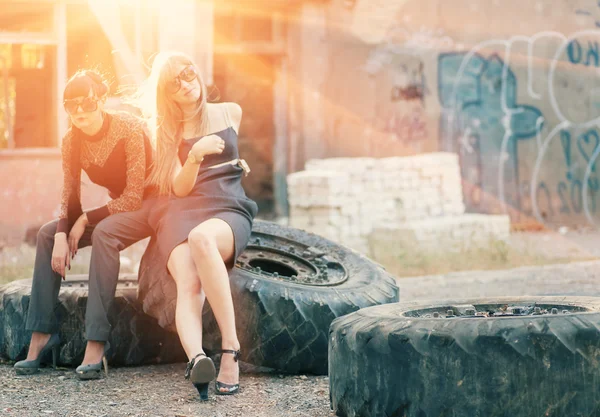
[138,125,258,329]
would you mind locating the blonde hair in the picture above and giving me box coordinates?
[132,51,208,195]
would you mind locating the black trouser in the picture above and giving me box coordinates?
[25,199,155,341]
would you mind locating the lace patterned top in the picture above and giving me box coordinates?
[56,111,153,234]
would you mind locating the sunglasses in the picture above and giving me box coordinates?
[63,96,99,115]
[167,66,197,94]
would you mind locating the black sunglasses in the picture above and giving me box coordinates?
[167,66,197,94]
[63,96,99,115]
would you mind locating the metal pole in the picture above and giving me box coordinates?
[0,56,13,149]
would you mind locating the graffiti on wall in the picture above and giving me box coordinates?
[380,61,428,145]
[438,30,600,226]
[366,26,433,147]
[573,1,600,28]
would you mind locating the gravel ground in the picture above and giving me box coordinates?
[0,360,333,417]
[396,259,600,300]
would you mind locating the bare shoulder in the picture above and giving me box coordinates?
[207,102,242,133]
[224,102,242,133]
[225,102,242,119]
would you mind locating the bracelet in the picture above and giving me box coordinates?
[187,151,204,165]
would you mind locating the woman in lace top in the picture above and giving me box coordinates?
[14,70,157,380]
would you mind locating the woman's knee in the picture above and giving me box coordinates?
[187,229,216,258]
[90,223,110,244]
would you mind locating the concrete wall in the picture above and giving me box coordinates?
[288,0,600,228]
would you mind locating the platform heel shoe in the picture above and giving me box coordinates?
[215,349,240,396]
[75,341,110,380]
[185,352,216,401]
[14,333,61,375]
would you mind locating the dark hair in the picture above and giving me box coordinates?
[63,70,109,101]
[65,70,110,205]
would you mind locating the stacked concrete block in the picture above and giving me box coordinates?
[287,153,509,255]
[369,214,511,258]
[287,169,371,253]
[378,153,465,222]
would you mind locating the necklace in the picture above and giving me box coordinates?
[81,115,107,166]
[84,139,107,166]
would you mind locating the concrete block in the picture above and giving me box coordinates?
[370,214,510,253]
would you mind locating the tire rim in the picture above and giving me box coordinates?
[236,232,348,286]
[403,302,590,318]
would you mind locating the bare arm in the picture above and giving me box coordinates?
[172,154,201,197]
[172,134,225,197]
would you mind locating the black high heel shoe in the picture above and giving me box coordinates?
[215,349,240,396]
[185,352,216,401]
[14,333,60,375]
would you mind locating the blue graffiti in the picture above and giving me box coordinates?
[533,128,600,217]
[559,128,600,186]
[554,128,600,214]
[567,39,600,67]
[535,179,597,217]
[438,52,543,213]
[577,130,600,183]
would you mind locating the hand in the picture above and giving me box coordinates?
[190,134,225,160]
[52,233,70,279]
[68,214,88,259]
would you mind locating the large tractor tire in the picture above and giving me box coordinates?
[330,297,600,417]
[0,275,186,366]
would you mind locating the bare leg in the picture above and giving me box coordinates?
[167,244,206,359]
[80,341,105,365]
[26,333,51,360]
[186,219,239,389]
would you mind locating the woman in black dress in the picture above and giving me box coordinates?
[136,51,258,400]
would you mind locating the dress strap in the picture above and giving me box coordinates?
[222,103,232,128]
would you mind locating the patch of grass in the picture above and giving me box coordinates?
[0,244,135,285]
[0,245,90,286]
[0,265,91,285]
[0,264,34,285]
[369,237,597,278]
[0,243,144,286]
